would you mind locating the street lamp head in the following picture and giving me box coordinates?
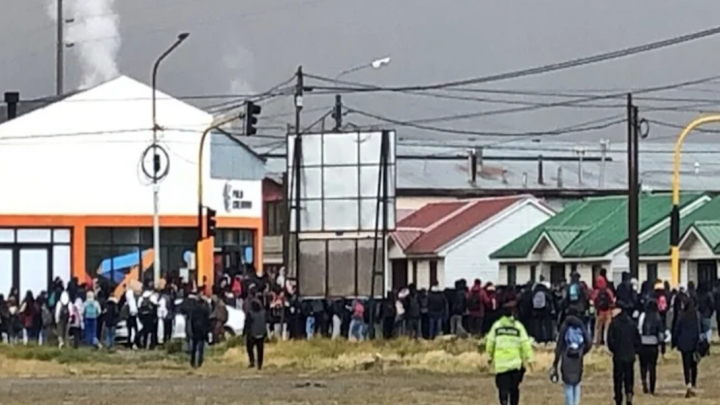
[371,56,391,69]
[178,32,190,41]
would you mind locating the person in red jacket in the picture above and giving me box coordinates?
[466,279,489,337]
[592,276,616,346]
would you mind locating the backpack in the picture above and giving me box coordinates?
[467,291,482,312]
[532,290,547,310]
[58,303,70,324]
[138,298,155,317]
[564,326,584,357]
[595,289,611,311]
[568,283,581,303]
[41,306,53,328]
[657,295,668,313]
[353,302,364,320]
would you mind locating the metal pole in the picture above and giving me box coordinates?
[670,114,720,286]
[627,94,639,279]
[369,131,387,339]
[151,33,189,286]
[292,66,304,295]
[196,114,244,284]
[56,0,64,96]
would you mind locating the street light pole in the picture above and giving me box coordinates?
[150,32,189,286]
[335,56,391,80]
[670,114,720,286]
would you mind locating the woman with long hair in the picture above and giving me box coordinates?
[638,299,664,395]
[19,291,37,345]
[672,298,703,398]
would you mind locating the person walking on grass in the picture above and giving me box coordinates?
[552,307,592,405]
[607,301,641,405]
[672,298,706,398]
[486,293,533,405]
[188,291,211,369]
[245,297,268,370]
[82,291,102,348]
[638,299,664,395]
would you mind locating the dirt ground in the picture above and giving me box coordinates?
[0,358,716,405]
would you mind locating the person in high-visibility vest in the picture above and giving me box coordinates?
[485,291,534,405]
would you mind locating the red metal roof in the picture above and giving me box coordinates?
[397,201,465,228]
[392,196,523,255]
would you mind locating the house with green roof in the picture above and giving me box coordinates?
[638,196,720,286]
[489,192,709,286]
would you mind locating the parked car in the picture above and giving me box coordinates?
[115,298,245,344]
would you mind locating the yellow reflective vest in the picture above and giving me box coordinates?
[485,316,533,374]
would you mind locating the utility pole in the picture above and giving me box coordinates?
[56,0,64,96]
[332,94,342,131]
[291,66,304,295]
[627,93,639,279]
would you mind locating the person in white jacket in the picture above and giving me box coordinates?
[54,292,71,348]
[125,288,138,349]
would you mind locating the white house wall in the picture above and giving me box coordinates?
[0,76,261,219]
[444,201,551,285]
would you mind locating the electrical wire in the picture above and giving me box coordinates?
[345,105,625,138]
[306,24,720,93]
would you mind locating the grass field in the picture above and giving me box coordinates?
[0,339,716,404]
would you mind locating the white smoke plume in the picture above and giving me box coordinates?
[46,0,121,89]
[222,42,256,97]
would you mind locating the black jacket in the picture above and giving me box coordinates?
[450,289,467,316]
[428,289,447,317]
[103,299,120,327]
[607,310,641,362]
[554,315,592,385]
[673,311,701,353]
[188,298,211,342]
[616,281,638,311]
[246,307,267,339]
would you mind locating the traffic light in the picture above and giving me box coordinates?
[206,207,217,238]
[244,101,262,136]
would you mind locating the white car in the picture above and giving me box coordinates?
[115,298,245,344]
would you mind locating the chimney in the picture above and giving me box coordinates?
[574,146,586,185]
[537,154,544,185]
[475,146,483,172]
[599,140,609,188]
[557,166,563,188]
[4,91,19,121]
[467,149,478,185]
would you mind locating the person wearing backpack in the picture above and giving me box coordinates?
[652,282,669,356]
[82,291,102,348]
[530,280,553,344]
[565,272,588,316]
[592,276,615,346]
[552,306,592,405]
[450,280,468,336]
[55,293,73,348]
[607,301,641,405]
[466,279,488,337]
[638,299,664,395]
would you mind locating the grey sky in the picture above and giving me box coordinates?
[3,0,720,146]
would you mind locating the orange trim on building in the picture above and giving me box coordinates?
[0,214,263,286]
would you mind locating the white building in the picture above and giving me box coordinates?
[387,195,553,290]
[0,76,264,296]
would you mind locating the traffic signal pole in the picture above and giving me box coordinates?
[196,113,246,287]
[669,114,720,286]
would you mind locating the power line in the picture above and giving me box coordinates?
[345,105,625,139]
[306,24,720,93]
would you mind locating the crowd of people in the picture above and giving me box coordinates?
[0,266,716,402]
[482,269,714,405]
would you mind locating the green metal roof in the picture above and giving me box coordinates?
[491,192,705,260]
[638,196,720,257]
[692,221,720,254]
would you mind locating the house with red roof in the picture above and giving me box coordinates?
[388,195,554,290]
